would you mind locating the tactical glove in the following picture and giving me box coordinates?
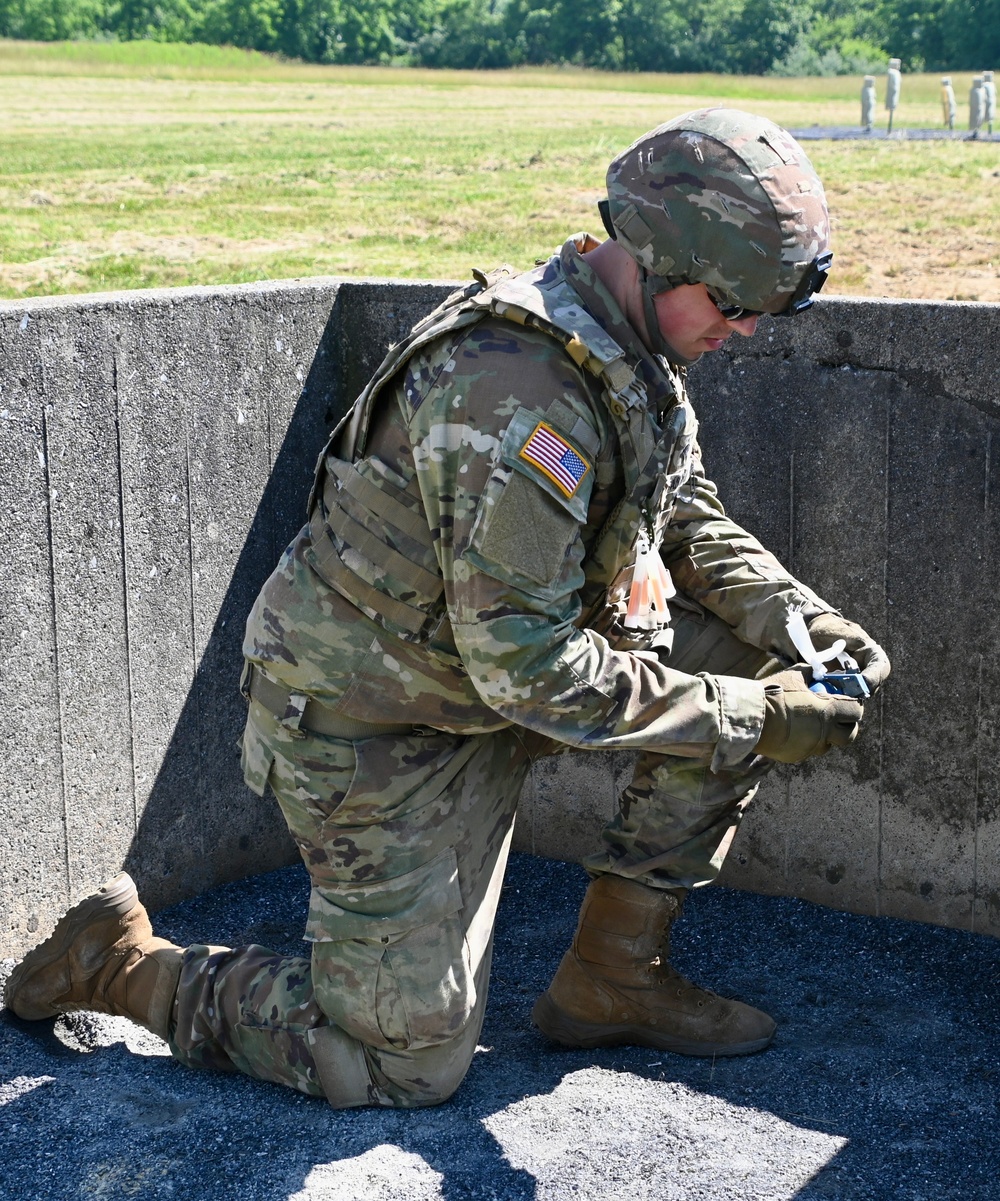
[761,667,814,693]
[755,685,864,764]
[807,612,890,696]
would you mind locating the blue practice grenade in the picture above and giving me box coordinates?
[809,672,870,699]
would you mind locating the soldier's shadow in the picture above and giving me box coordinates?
[117,280,458,916]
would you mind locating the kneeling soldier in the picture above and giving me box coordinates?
[8,109,889,1109]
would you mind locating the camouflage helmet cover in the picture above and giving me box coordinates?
[604,108,831,315]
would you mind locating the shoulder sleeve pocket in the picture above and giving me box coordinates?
[468,470,579,591]
[463,407,596,598]
[499,407,595,523]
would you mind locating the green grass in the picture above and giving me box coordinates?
[1,38,997,301]
[0,37,292,76]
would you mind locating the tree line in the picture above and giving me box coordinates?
[1,0,997,74]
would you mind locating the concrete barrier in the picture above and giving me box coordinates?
[2,278,998,957]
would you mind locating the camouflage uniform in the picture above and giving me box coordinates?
[164,222,835,1106]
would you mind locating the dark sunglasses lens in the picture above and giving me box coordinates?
[708,290,763,321]
[708,291,744,319]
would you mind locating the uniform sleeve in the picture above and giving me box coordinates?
[661,438,837,661]
[406,321,764,770]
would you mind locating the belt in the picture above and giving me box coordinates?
[246,666,414,739]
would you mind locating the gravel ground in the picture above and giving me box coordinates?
[789,126,1000,141]
[1,852,998,1201]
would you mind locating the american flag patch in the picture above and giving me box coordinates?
[518,421,590,498]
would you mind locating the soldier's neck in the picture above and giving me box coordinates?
[581,238,651,348]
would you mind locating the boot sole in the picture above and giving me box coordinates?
[4,872,139,1020]
[531,991,775,1058]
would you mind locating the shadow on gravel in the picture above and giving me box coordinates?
[2,852,998,1201]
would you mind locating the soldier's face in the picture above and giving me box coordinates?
[653,284,759,361]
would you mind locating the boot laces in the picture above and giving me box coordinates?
[650,945,719,1007]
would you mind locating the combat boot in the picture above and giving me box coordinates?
[4,872,183,1040]
[532,874,775,1057]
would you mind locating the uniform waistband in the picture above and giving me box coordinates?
[246,665,415,739]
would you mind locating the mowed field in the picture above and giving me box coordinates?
[1,39,998,301]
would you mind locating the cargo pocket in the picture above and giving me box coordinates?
[308,846,473,1052]
[240,707,276,798]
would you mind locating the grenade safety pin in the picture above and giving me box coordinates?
[785,610,870,699]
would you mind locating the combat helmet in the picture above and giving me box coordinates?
[600,108,832,356]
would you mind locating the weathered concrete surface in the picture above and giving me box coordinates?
[514,296,1000,938]
[2,853,999,1201]
[0,278,454,958]
[702,299,1000,933]
[2,279,1000,957]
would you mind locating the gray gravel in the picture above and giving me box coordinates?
[2,852,998,1201]
[789,126,1000,141]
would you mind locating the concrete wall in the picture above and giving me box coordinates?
[2,278,998,957]
[521,298,1000,938]
[0,278,449,957]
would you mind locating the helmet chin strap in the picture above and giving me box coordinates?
[639,269,699,368]
[599,201,700,367]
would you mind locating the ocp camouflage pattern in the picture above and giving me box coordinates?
[179,232,839,1107]
[245,236,833,769]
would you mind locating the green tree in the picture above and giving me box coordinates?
[275,0,340,61]
[936,0,1000,67]
[656,0,742,73]
[196,0,283,48]
[109,0,198,41]
[872,0,946,69]
[614,0,692,71]
[544,0,617,66]
[510,3,553,64]
[411,0,514,68]
[2,0,993,76]
[726,0,810,74]
[0,0,105,39]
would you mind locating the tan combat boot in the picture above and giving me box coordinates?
[4,872,184,1040]
[532,874,775,1057]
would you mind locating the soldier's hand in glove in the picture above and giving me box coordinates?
[762,666,814,693]
[807,612,891,696]
[755,683,864,764]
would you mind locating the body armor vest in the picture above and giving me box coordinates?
[305,251,699,652]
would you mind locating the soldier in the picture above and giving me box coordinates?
[970,76,986,138]
[6,109,889,1110]
[861,75,877,132]
[941,76,956,130]
[984,70,996,135]
[886,57,902,133]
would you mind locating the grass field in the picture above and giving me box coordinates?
[1,39,997,302]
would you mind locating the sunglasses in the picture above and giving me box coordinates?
[707,251,834,321]
[706,290,764,321]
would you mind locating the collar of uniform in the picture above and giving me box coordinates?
[559,234,681,412]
